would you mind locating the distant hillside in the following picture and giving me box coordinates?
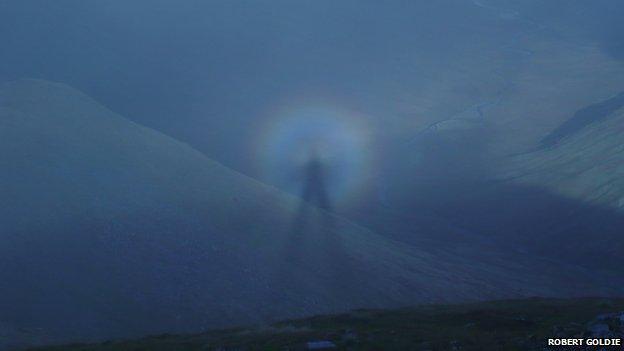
[539,91,624,148]
[346,0,624,276]
[493,105,624,268]
[504,107,624,209]
[384,97,624,273]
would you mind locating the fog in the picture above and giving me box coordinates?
[2,1,622,179]
[1,0,624,348]
[1,1,617,173]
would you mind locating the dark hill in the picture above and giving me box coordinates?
[28,298,624,351]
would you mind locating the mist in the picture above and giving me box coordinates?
[1,1,624,349]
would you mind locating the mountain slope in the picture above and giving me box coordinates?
[396,99,624,272]
[502,107,624,209]
[0,79,620,350]
[342,1,624,276]
[492,105,624,267]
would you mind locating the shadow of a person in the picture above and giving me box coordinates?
[274,152,356,307]
[300,153,332,211]
[291,152,333,237]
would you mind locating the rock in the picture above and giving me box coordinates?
[341,329,358,343]
[587,323,611,337]
[450,340,461,350]
[596,312,620,321]
[306,340,337,349]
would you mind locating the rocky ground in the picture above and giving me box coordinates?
[28,298,624,351]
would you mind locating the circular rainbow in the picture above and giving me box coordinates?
[255,104,375,208]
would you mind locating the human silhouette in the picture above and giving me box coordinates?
[288,151,334,238]
[277,150,353,305]
[300,153,332,211]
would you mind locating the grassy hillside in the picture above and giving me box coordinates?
[29,298,624,351]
